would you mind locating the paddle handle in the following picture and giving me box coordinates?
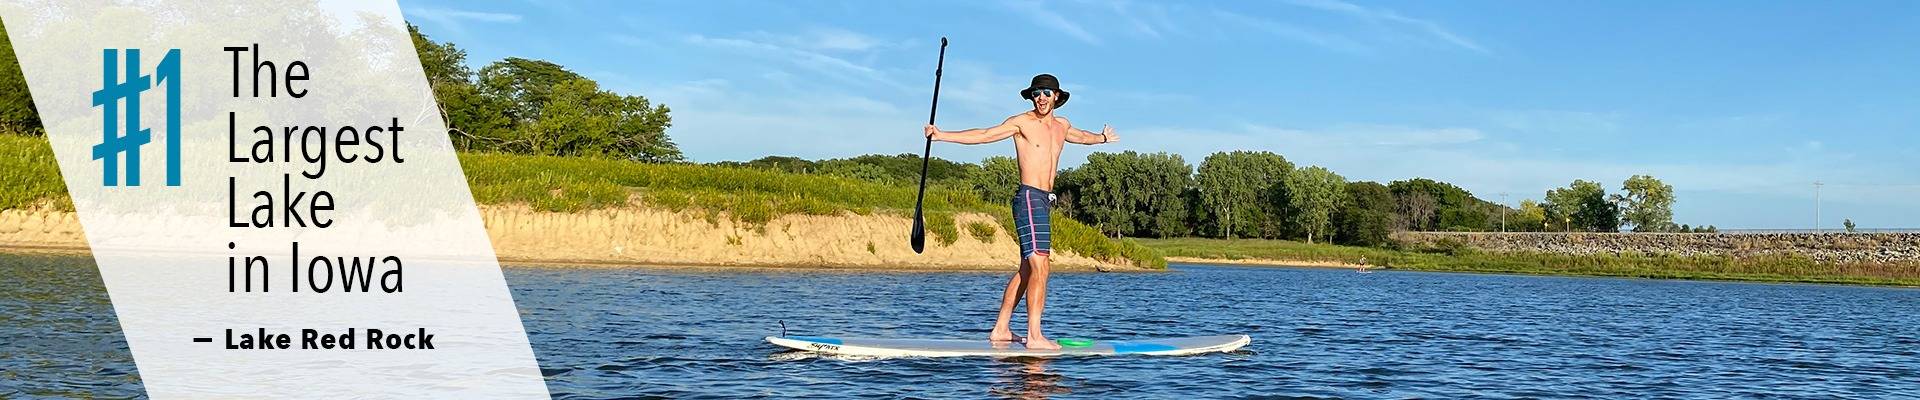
[910,37,946,254]
[928,37,946,126]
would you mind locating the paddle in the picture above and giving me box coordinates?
[910,37,948,254]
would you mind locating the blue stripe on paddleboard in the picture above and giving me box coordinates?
[1110,341,1179,354]
[789,336,842,345]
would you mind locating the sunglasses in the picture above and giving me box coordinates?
[1031,88,1056,97]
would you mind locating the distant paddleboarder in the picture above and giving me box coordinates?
[924,74,1118,349]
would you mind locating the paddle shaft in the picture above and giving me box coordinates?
[910,37,947,253]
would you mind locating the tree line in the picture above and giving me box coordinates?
[1,22,1714,241]
[410,26,682,162]
[719,150,1711,246]
[0,19,39,136]
[0,21,687,164]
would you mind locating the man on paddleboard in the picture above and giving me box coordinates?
[924,74,1118,350]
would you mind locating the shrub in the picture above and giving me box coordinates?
[967,221,997,244]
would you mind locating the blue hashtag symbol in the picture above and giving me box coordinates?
[91,48,181,187]
[92,49,152,186]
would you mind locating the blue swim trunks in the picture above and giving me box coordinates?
[1011,184,1055,260]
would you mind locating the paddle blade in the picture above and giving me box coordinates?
[910,209,927,253]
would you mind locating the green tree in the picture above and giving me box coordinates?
[1138,153,1196,238]
[408,24,471,89]
[1334,181,1394,246]
[519,78,611,155]
[0,19,41,135]
[1389,178,1491,231]
[1395,191,1438,231]
[1545,180,1619,232]
[409,25,512,150]
[818,162,892,183]
[1180,187,1208,238]
[716,153,977,189]
[436,81,514,150]
[833,153,972,184]
[606,93,679,162]
[968,156,1020,203]
[1513,199,1547,232]
[1619,175,1676,232]
[1439,204,1493,232]
[1196,151,1292,239]
[479,57,587,125]
[408,27,678,160]
[518,78,680,161]
[1844,218,1857,233]
[733,156,819,174]
[1284,166,1347,243]
[1062,151,1192,238]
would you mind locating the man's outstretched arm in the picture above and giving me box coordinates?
[927,121,1019,145]
[1064,119,1118,145]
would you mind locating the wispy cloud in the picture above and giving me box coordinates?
[647,85,932,162]
[629,27,1007,162]
[1100,0,1185,39]
[1281,0,1488,53]
[1211,10,1373,55]
[798,28,885,52]
[1004,1,1103,45]
[682,33,900,92]
[403,7,521,35]
[1110,3,1161,38]
[999,0,1483,54]
[606,34,654,48]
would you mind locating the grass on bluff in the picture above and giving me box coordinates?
[1139,237,1920,286]
[0,134,70,211]
[0,133,1162,270]
[460,152,1164,269]
[966,221,997,244]
[461,152,979,242]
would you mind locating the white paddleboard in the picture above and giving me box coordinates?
[766,335,1250,357]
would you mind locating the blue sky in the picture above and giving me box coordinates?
[398,0,1920,229]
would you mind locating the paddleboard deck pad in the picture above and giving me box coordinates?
[766,335,1250,357]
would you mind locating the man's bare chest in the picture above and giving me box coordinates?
[1020,121,1067,144]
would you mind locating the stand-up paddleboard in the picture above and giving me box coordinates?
[766,335,1250,357]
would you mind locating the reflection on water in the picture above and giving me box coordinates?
[992,358,1070,399]
[6,255,1920,398]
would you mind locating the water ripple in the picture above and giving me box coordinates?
[6,257,1920,398]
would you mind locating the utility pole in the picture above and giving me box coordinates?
[1499,192,1509,233]
[1813,181,1824,233]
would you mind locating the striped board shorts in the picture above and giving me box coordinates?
[1012,184,1055,260]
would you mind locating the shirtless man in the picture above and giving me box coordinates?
[923,74,1118,350]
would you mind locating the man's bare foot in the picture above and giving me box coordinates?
[1025,333,1061,350]
[990,327,1020,342]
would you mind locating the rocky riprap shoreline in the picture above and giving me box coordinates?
[1393,232,1920,265]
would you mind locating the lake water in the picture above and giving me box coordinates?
[5,254,1918,398]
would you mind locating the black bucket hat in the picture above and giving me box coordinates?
[1019,74,1070,108]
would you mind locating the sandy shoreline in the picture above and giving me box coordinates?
[1164,256,1373,269]
[0,206,1147,272]
[500,258,1155,273]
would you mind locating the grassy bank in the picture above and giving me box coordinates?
[0,135,1162,269]
[1140,237,1920,287]
[460,153,1161,269]
[0,134,68,211]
